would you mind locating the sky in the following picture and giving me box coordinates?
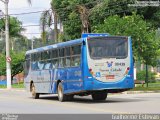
[0,0,51,39]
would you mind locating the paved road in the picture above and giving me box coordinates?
[0,89,160,114]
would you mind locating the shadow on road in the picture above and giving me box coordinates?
[37,95,146,104]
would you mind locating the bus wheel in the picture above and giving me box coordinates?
[91,91,107,101]
[57,82,67,102]
[31,83,39,99]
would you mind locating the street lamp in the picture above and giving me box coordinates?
[0,0,11,89]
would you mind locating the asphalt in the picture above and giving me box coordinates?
[0,88,160,94]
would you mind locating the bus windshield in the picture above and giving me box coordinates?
[88,37,128,59]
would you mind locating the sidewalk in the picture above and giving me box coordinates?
[123,90,160,94]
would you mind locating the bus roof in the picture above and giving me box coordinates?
[26,38,83,55]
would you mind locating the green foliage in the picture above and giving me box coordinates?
[50,0,136,40]
[44,0,160,67]
[0,17,24,38]
[12,82,24,88]
[11,51,25,77]
[137,6,160,28]
[93,14,159,66]
[0,17,27,53]
[0,82,24,88]
[51,0,96,40]
[137,70,156,81]
[0,52,25,78]
[0,54,6,75]
[63,11,81,40]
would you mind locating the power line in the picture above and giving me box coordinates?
[23,33,41,34]
[22,22,54,27]
[0,9,51,17]
[22,24,42,27]
[9,9,51,16]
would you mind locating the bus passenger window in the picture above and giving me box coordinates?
[41,52,45,60]
[37,61,45,70]
[43,51,50,60]
[59,58,63,68]
[66,47,70,56]
[52,49,58,59]
[31,61,38,70]
[44,60,52,69]
[71,45,81,67]
[31,54,35,61]
[65,57,71,67]
[59,48,65,57]
[71,45,81,55]
[52,59,58,68]
[37,53,41,61]
[71,56,80,66]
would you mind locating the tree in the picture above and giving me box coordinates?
[0,52,25,81]
[93,14,158,65]
[49,0,135,40]
[0,16,26,53]
[40,4,59,44]
[93,14,159,87]
[0,17,24,38]
[47,0,160,41]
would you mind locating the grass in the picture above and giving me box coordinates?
[0,82,24,89]
[0,85,7,88]
[12,82,24,88]
[131,82,160,91]
[131,87,160,91]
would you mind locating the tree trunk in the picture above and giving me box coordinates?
[54,11,58,43]
[11,38,14,51]
[60,20,63,33]
[145,64,149,87]
[141,64,144,71]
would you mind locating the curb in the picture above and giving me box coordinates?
[123,90,160,94]
[109,90,160,95]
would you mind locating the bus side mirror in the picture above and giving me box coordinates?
[83,41,86,45]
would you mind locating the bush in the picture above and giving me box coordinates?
[137,70,156,81]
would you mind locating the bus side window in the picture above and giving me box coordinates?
[71,45,81,66]
[51,49,58,59]
[43,50,50,60]
[31,53,38,70]
[59,48,65,68]
[51,49,59,69]
[24,55,30,76]
[44,60,52,69]
[65,47,71,67]
[73,56,80,66]
[52,59,58,68]
[38,61,45,70]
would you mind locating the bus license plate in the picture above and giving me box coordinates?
[106,75,114,79]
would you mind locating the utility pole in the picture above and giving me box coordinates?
[0,0,11,89]
[31,39,34,50]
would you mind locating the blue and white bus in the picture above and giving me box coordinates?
[24,34,134,102]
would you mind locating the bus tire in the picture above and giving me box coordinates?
[31,83,39,99]
[91,91,107,101]
[57,82,67,102]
